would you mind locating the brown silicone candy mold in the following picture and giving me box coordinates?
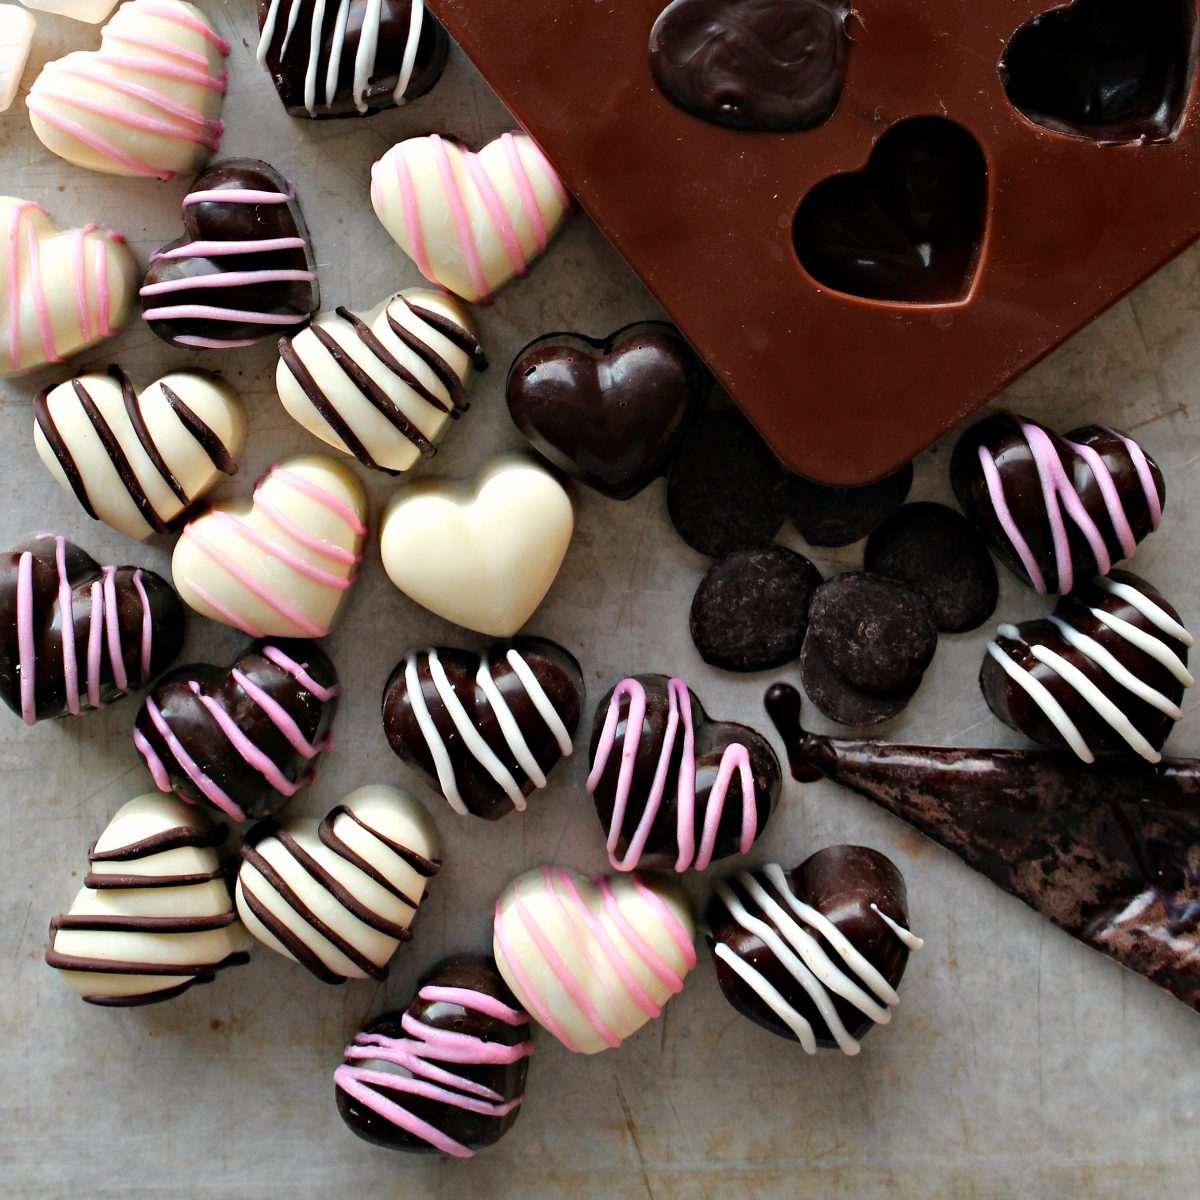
[427,0,1200,484]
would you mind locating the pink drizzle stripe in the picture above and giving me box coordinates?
[194,688,303,796]
[31,88,221,149]
[140,304,307,324]
[599,878,686,994]
[183,188,291,205]
[231,668,324,757]
[8,204,30,370]
[180,577,264,637]
[136,1,232,52]
[56,61,219,131]
[430,135,490,302]
[397,1012,531,1065]
[85,580,104,708]
[73,227,91,341]
[250,495,360,565]
[389,146,433,281]
[1069,440,1138,559]
[133,725,173,791]
[270,467,367,536]
[24,213,57,364]
[350,1034,509,1100]
[16,552,36,725]
[152,238,304,261]
[174,334,260,349]
[527,137,571,208]
[207,510,351,589]
[260,645,340,701]
[977,444,1046,592]
[1104,425,1164,528]
[53,536,80,716]
[87,51,227,94]
[96,236,114,336]
[418,986,528,1026]
[132,569,153,677]
[466,154,527,277]
[541,867,627,1020]
[332,1068,477,1158]
[502,132,547,252]
[139,269,314,296]
[26,97,170,180]
[629,876,697,970]
[143,695,245,821]
[101,566,128,691]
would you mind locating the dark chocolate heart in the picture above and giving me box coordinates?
[1000,0,1196,144]
[982,570,1193,764]
[506,322,708,499]
[588,673,780,871]
[256,0,449,119]
[141,159,319,350]
[382,637,584,821]
[0,535,184,725]
[133,638,339,823]
[335,953,532,1156]
[706,845,918,1052]
[793,117,988,304]
[648,0,851,132]
[951,411,1166,594]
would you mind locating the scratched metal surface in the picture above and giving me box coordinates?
[1,3,1199,1197]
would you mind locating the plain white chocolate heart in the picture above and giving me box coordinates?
[380,453,574,637]
[172,453,367,639]
[493,865,697,1054]
[0,6,35,112]
[370,132,570,304]
[0,197,138,377]
[34,367,247,541]
[235,784,442,983]
[26,0,229,180]
[276,287,485,475]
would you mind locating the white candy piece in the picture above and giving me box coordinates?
[276,288,485,474]
[371,132,571,304]
[493,866,697,1055]
[236,785,441,983]
[26,0,230,180]
[34,368,247,541]
[0,196,138,377]
[0,6,35,111]
[172,452,368,639]
[46,793,251,1006]
[21,0,117,21]
[381,453,574,637]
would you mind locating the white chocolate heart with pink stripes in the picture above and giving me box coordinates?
[493,865,696,1054]
[370,132,570,305]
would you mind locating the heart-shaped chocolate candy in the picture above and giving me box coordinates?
[172,454,367,639]
[236,784,440,982]
[382,637,584,820]
[0,535,184,725]
[649,0,851,132]
[134,637,339,822]
[1,198,138,376]
[982,570,1193,765]
[27,0,229,180]
[34,366,246,541]
[371,133,570,304]
[1001,0,1196,144]
[493,865,697,1054]
[141,159,319,351]
[256,0,449,118]
[794,117,988,304]
[335,954,532,1157]
[588,674,781,871]
[506,322,708,500]
[380,454,573,637]
[707,845,920,1053]
[951,411,1166,594]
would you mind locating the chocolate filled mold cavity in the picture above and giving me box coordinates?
[1000,0,1199,145]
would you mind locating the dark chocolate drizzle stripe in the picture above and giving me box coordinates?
[114,365,189,505]
[323,805,442,878]
[406,298,488,371]
[343,306,450,414]
[88,821,227,862]
[83,978,204,1007]
[45,946,249,978]
[318,808,425,912]
[51,911,239,933]
[160,382,238,475]
[85,869,224,890]
[33,388,96,518]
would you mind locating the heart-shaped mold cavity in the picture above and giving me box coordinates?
[1000,0,1198,144]
[793,118,988,306]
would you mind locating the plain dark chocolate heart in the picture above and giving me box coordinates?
[1000,0,1196,144]
[0,535,184,725]
[950,411,1166,594]
[506,322,708,500]
[382,637,584,820]
[336,954,532,1154]
[648,0,851,132]
[141,159,319,350]
[707,845,913,1048]
[257,0,449,119]
[793,117,988,304]
[133,638,339,823]
[589,673,781,870]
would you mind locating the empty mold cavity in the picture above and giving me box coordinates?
[648,0,851,132]
[793,118,988,306]
[1001,0,1198,144]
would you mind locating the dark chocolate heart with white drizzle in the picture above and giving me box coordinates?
[141,159,319,350]
[133,638,339,822]
[0,534,184,725]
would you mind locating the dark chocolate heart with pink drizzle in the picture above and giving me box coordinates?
[0,535,184,725]
[588,673,780,871]
[133,638,339,823]
[951,411,1166,594]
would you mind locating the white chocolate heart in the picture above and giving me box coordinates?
[370,132,570,304]
[21,0,117,21]
[26,0,229,181]
[0,197,138,376]
[380,453,574,637]
[46,793,251,1006]
[236,784,441,983]
[34,367,247,541]
[493,866,696,1054]
[0,6,35,112]
[276,288,485,474]
[172,453,368,639]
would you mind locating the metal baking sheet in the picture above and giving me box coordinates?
[1,3,1198,1197]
